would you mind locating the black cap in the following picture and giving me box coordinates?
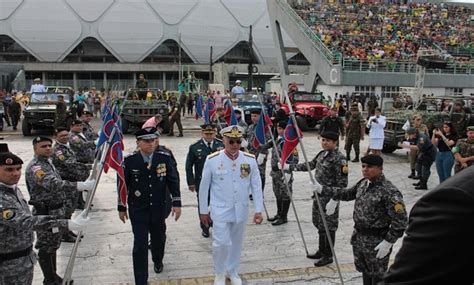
[0,144,23,166]
[83,110,93,116]
[250,109,261,115]
[135,127,158,140]
[361,155,383,166]
[200,123,216,134]
[277,121,287,129]
[320,131,339,141]
[55,127,69,134]
[32,136,53,145]
[234,109,242,114]
[71,119,83,125]
[406,127,417,134]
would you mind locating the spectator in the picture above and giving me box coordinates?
[432,122,458,183]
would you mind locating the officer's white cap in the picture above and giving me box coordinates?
[220,125,244,138]
[235,80,241,84]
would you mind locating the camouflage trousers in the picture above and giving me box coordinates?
[258,160,267,192]
[0,253,35,285]
[312,194,339,233]
[351,230,390,279]
[270,171,292,201]
[344,137,360,156]
[34,207,65,252]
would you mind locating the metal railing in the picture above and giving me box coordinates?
[275,0,341,65]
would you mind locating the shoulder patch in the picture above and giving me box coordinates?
[32,166,46,179]
[208,151,220,159]
[394,202,405,214]
[2,209,15,220]
[243,152,255,158]
[341,163,349,175]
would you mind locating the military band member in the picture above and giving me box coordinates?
[288,131,348,266]
[69,119,96,164]
[325,155,408,285]
[52,127,92,242]
[263,121,298,226]
[0,143,89,285]
[119,128,181,285]
[199,125,263,285]
[185,124,224,237]
[81,110,99,142]
[25,137,94,285]
[453,126,474,173]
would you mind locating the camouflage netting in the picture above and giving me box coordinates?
[385,110,450,127]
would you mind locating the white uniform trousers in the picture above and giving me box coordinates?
[212,221,246,277]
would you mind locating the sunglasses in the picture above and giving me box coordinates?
[228,139,242,145]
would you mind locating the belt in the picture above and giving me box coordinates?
[355,226,388,236]
[0,246,33,263]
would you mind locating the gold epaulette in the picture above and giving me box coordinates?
[243,152,255,158]
[208,151,220,159]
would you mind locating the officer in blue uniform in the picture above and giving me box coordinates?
[118,127,181,285]
[185,123,224,237]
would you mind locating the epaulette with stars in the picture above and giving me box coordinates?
[156,150,171,156]
[208,151,220,159]
[243,152,255,158]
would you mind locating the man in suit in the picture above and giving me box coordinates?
[199,125,263,285]
[185,124,224,238]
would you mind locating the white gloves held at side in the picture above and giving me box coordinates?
[325,199,339,216]
[77,179,96,192]
[279,163,290,171]
[68,210,90,231]
[374,240,393,259]
[256,154,265,165]
[312,180,322,194]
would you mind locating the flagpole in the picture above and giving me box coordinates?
[283,90,344,285]
[255,91,309,255]
[62,126,118,285]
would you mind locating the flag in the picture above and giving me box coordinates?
[97,108,115,149]
[101,95,112,121]
[280,117,302,168]
[252,112,273,149]
[195,95,203,120]
[103,131,127,207]
[204,98,216,124]
[223,100,238,126]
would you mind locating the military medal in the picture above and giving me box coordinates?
[240,163,250,178]
[156,163,167,177]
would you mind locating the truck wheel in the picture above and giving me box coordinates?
[121,118,130,134]
[382,144,397,153]
[22,119,32,136]
[296,115,308,131]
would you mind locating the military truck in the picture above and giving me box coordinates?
[22,92,75,136]
[120,88,170,134]
[281,91,330,131]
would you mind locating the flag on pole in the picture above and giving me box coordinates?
[104,131,127,207]
[223,100,238,126]
[195,95,203,120]
[97,107,115,149]
[204,98,216,124]
[280,117,302,168]
[252,112,273,149]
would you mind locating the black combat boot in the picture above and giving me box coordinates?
[267,198,281,222]
[362,273,372,285]
[38,250,61,285]
[346,152,351,161]
[412,180,421,186]
[314,231,335,267]
[272,200,290,226]
[415,179,428,190]
[351,153,359,162]
[307,233,325,259]
[408,169,416,179]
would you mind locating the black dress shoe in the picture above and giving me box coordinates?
[154,263,163,273]
[271,217,287,226]
[267,215,280,222]
[177,134,183,137]
[307,251,322,259]
[201,228,210,238]
[314,256,333,267]
[61,233,76,243]
[412,181,420,186]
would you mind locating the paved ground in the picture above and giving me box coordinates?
[1,115,439,285]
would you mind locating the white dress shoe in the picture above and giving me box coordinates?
[230,275,242,285]
[214,273,226,285]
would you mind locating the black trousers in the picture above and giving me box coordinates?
[129,207,166,285]
[196,184,211,231]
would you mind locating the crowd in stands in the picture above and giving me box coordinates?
[294,1,473,62]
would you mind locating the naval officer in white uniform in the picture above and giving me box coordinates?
[199,125,264,285]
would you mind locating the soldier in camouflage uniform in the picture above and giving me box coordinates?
[0,143,89,285]
[326,155,407,285]
[69,119,96,164]
[344,104,365,162]
[25,137,94,285]
[289,131,348,266]
[82,111,99,142]
[52,127,92,242]
[54,95,67,129]
[262,121,298,226]
[453,126,474,173]
[450,101,468,138]
[212,107,228,140]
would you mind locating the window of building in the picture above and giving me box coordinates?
[63,37,119,63]
[445,88,463,96]
[46,72,73,87]
[141,39,193,64]
[0,35,38,62]
[355,85,375,97]
[287,52,310,66]
[215,41,260,64]
[381,86,400,98]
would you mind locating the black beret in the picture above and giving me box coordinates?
[320,131,339,141]
[250,109,261,115]
[83,111,93,116]
[135,127,158,140]
[234,109,242,114]
[55,127,70,134]
[406,127,417,134]
[32,136,53,145]
[0,144,23,166]
[277,121,287,129]
[71,119,83,125]
[361,155,383,166]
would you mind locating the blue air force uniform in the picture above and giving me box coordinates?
[119,128,181,285]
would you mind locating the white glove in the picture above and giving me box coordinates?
[240,139,248,148]
[284,173,292,182]
[77,179,96,192]
[374,240,393,259]
[279,163,290,171]
[312,180,323,194]
[94,138,99,146]
[325,199,339,216]
[68,210,90,231]
[256,154,265,165]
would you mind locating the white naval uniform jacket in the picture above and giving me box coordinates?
[199,150,263,223]
[367,115,386,139]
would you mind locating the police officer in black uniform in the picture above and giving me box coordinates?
[118,127,181,285]
[185,124,224,237]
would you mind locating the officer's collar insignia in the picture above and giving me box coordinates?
[240,163,250,178]
[2,209,15,220]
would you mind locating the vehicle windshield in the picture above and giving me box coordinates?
[30,93,70,103]
[126,89,165,100]
[237,94,260,103]
[293,93,323,102]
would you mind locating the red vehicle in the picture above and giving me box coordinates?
[281,91,330,130]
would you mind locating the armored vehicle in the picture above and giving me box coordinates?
[120,88,170,134]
